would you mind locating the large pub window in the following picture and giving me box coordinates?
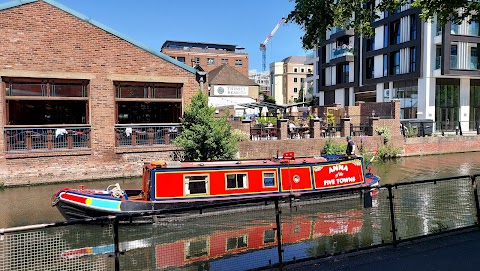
[4,78,89,125]
[114,81,182,124]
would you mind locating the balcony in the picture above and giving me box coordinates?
[5,126,91,153]
[331,45,354,60]
[469,56,479,70]
[451,55,458,69]
[435,56,441,69]
[468,24,480,36]
[115,124,182,147]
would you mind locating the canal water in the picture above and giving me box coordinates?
[1,152,480,228]
[2,152,480,271]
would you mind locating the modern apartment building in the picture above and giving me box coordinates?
[315,2,480,132]
[270,56,313,104]
[248,69,271,96]
[161,40,249,77]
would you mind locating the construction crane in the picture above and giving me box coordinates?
[260,18,284,71]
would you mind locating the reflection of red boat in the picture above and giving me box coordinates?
[53,152,379,220]
[61,209,367,270]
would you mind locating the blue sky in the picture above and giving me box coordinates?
[1,0,308,72]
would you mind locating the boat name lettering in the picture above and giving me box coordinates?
[328,165,348,174]
[324,177,356,186]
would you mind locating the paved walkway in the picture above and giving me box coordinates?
[278,228,480,271]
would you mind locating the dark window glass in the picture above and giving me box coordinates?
[177,57,185,63]
[410,47,416,72]
[117,85,147,98]
[410,15,417,40]
[117,101,181,124]
[383,54,388,77]
[53,83,85,97]
[153,85,181,98]
[8,82,44,96]
[8,100,87,125]
[390,20,401,45]
[384,24,389,47]
[366,57,374,79]
[337,63,349,84]
[390,51,400,75]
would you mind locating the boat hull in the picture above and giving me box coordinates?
[54,175,379,220]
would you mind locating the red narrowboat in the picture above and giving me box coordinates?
[52,152,379,220]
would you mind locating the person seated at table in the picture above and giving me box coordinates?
[301,122,310,138]
[288,121,297,138]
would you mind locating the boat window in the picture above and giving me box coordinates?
[185,239,209,259]
[264,229,276,244]
[263,172,276,187]
[184,175,208,195]
[226,235,248,251]
[226,173,248,189]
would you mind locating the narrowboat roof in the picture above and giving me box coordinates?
[147,156,345,170]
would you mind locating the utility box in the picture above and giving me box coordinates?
[401,119,434,137]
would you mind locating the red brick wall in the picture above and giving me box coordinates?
[237,136,385,159]
[403,136,480,156]
[0,1,199,185]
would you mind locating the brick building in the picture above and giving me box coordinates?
[161,40,249,77]
[0,0,201,184]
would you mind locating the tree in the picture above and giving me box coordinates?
[286,0,480,50]
[173,91,238,161]
[260,92,276,104]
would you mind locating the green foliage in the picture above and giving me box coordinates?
[257,117,278,124]
[375,126,391,144]
[326,112,335,125]
[377,144,402,160]
[286,0,478,50]
[173,91,238,161]
[259,93,276,104]
[322,138,346,155]
[231,129,250,142]
[405,123,418,138]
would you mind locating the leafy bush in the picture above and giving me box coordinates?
[231,129,250,142]
[375,126,392,144]
[322,138,346,155]
[405,123,418,138]
[174,91,238,161]
[377,143,402,159]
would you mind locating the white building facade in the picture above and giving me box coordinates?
[314,3,480,132]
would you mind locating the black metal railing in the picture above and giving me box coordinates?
[4,126,91,152]
[115,124,182,147]
[2,174,480,271]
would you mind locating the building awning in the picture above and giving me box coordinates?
[208,97,257,108]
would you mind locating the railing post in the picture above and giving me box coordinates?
[67,131,73,149]
[26,130,32,150]
[5,130,10,151]
[113,217,120,271]
[47,129,53,150]
[132,130,137,146]
[387,185,397,246]
[147,128,154,145]
[472,176,480,228]
[274,198,283,270]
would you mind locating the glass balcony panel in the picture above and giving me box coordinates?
[435,56,441,69]
[331,45,354,59]
[469,56,478,70]
[450,55,458,69]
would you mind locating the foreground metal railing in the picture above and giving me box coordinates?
[4,126,91,152]
[1,175,480,271]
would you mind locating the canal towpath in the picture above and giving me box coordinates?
[279,228,480,271]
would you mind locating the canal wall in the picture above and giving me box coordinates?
[402,135,480,156]
[2,135,480,186]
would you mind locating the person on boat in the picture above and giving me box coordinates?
[346,136,356,157]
